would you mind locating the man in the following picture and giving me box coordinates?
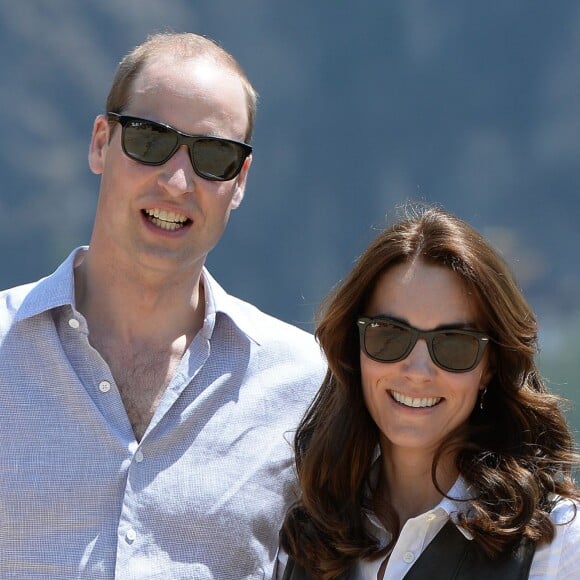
[0,32,325,579]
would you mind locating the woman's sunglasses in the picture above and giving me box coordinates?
[357,316,491,373]
[107,113,252,182]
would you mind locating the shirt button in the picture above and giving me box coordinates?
[426,514,437,522]
[68,318,80,329]
[98,381,111,393]
[135,450,144,463]
[403,551,415,563]
[126,529,136,542]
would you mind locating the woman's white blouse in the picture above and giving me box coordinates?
[276,477,580,579]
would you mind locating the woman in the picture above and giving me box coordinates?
[277,205,579,579]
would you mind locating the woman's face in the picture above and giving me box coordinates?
[360,259,491,461]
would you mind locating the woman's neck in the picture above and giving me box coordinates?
[379,445,459,526]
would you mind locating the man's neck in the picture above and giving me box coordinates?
[73,249,206,348]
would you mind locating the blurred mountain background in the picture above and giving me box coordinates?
[1,1,578,437]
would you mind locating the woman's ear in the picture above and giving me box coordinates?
[479,369,493,391]
[479,367,493,391]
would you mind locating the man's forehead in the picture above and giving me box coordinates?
[129,55,249,139]
[135,55,240,97]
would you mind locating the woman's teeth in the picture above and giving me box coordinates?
[391,391,441,408]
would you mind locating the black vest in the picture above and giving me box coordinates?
[282,521,536,579]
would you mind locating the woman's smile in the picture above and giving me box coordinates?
[390,390,442,409]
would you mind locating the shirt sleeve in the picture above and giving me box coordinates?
[529,499,580,579]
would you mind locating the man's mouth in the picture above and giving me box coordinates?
[143,208,190,231]
[390,390,442,408]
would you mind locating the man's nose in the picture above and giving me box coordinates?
[157,145,196,196]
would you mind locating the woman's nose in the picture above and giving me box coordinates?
[401,339,437,379]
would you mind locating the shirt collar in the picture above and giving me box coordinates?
[200,268,263,345]
[13,248,263,346]
[13,246,86,322]
[437,476,475,539]
[363,469,476,540]
[440,475,474,514]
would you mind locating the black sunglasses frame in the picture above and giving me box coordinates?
[357,316,491,373]
[107,112,252,182]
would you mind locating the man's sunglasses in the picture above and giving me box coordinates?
[107,113,252,182]
[357,316,491,373]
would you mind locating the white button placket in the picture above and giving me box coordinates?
[115,442,146,573]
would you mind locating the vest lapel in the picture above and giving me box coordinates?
[403,520,535,580]
[402,521,470,579]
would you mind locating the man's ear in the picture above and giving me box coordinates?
[88,115,111,175]
[230,154,252,209]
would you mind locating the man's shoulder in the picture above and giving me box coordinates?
[206,271,317,345]
[0,277,42,297]
[226,293,320,348]
[0,279,43,327]
[227,296,327,392]
[203,269,327,378]
[0,248,82,332]
[220,293,323,369]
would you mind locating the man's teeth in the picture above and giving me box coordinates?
[145,208,188,223]
[144,208,188,230]
[391,391,441,408]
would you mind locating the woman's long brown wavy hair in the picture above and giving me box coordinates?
[279,205,579,579]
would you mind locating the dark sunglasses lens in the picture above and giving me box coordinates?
[432,333,480,371]
[123,121,177,164]
[364,322,412,362]
[192,139,245,180]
